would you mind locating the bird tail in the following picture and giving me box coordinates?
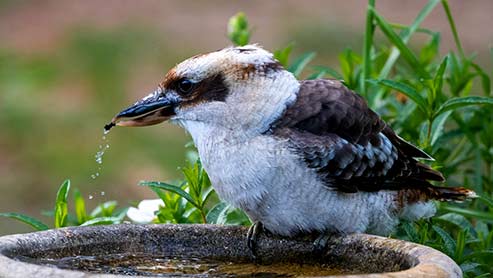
[429,186,477,202]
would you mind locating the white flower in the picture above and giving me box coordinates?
[126,199,164,224]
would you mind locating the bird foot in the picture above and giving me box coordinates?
[247,221,264,258]
[313,233,336,254]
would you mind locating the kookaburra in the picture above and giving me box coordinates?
[107,45,475,242]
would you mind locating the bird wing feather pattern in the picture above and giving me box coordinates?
[271,79,445,193]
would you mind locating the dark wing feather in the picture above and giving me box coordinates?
[271,79,444,193]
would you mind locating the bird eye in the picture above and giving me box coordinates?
[177,79,194,94]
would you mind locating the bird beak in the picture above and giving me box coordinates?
[105,88,176,131]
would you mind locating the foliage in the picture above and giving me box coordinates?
[1,180,127,230]
[227,12,250,46]
[302,1,492,276]
[2,1,493,276]
[140,154,250,225]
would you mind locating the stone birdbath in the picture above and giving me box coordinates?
[0,224,461,277]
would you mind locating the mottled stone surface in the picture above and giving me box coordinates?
[0,224,461,277]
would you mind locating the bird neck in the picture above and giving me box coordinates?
[227,70,300,136]
[175,70,300,142]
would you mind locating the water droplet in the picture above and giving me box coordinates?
[90,130,111,180]
[88,195,94,200]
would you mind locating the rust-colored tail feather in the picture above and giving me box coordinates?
[430,186,477,201]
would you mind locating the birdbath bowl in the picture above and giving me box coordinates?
[0,224,461,277]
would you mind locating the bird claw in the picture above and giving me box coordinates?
[247,221,264,258]
[313,233,333,254]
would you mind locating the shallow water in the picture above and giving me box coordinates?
[17,253,345,277]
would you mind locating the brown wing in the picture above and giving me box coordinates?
[271,79,444,193]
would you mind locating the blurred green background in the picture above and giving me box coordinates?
[0,0,492,235]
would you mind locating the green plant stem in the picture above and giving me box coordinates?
[379,0,440,80]
[441,0,464,58]
[389,23,436,36]
[200,209,207,224]
[361,0,376,97]
[443,136,468,164]
[426,119,433,147]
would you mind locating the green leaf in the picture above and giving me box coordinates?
[462,251,493,262]
[338,49,361,90]
[206,202,230,224]
[80,216,122,226]
[430,110,452,146]
[307,70,327,80]
[432,225,456,257]
[202,186,216,206]
[371,7,430,79]
[273,43,294,67]
[140,181,200,209]
[475,273,493,278]
[401,221,419,242]
[377,79,428,113]
[182,169,200,204]
[478,195,493,209]
[227,12,250,46]
[455,230,466,262]
[288,52,316,77]
[310,66,344,80]
[419,32,440,65]
[471,62,491,96]
[56,179,70,204]
[442,206,493,222]
[224,208,251,226]
[0,212,49,231]
[90,201,118,217]
[150,187,170,204]
[460,262,481,274]
[54,179,70,228]
[434,96,493,118]
[379,0,440,79]
[73,188,87,224]
[432,55,448,100]
[437,213,475,235]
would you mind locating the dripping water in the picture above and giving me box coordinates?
[86,123,116,201]
[90,128,112,180]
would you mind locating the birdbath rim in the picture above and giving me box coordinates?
[0,224,461,277]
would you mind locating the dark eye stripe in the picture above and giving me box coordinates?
[179,73,229,107]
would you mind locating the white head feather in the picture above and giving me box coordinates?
[171,45,300,140]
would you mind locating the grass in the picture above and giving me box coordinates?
[2,1,493,276]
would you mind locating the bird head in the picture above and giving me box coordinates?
[107,45,299,137]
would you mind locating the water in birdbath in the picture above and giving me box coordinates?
[17,253,345,277]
